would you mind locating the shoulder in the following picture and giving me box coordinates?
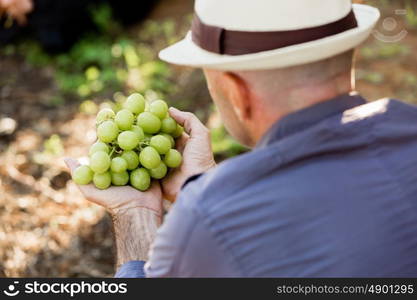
[341,98,417,121]
[336,98,417,141]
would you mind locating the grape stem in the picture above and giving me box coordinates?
[109,147,116,158]
[139,141,150,151]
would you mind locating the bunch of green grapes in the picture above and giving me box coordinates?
[72,93,183,191]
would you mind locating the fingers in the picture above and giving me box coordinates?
[174,133,189,153]
[64,157,163,214]
[169,107,209,139]
[64,157,99,202]
[64,158,98,201]
[64,157,80,174]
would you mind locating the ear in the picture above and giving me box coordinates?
[222,72,252,121]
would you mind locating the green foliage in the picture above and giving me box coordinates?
[360,44,410,60]
[405,4,417,28]
[403,73,417,86]
[33,134,64,165]
[2,44,16,55]
[79,100,99,115]
[357,69,385,84]
[19,41,52,66]
[47,95,65,107]
[379,44,410,58]
[89,3,120,33]
[1,4,177,106]
[43,134,64,156]
[0,5,245,159]
[211,125,247,158]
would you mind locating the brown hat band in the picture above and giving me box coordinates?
[191,10,358,55]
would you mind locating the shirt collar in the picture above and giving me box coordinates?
[256,93,367,148]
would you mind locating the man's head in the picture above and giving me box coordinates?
[159,1,379,146]
[204,50,355,147]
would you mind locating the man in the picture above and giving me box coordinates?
[67,0,417,277]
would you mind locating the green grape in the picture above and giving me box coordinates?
[115,109,134,130]
[93,172,111,189]
[172,124,184,138]
[73,165,93,185]
[149,162,167,179]
[121,150,140,170]
[137,112,161,134]
[125,93,145,114]
[117,131,140,151]
[139,146,161,169]
[96,108,115,124]
[164,149,182,168]
[131,125,145,141]
[130,168,151,191]
[111,171,129,186]
[161,133,175,147]
[97,120,119,143]
[111,157,128,173]
[150,135,171,154]
[149,100,168,119]
[89,142,109,156]
[143,133,152,143]
[90,151,111,174]
[161,117,177,134]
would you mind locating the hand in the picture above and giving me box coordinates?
[0,0,33,25]
[65,158,163,264]
[162,108,216,202]
[64,158,163,217]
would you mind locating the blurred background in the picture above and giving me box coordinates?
[0,0,416,277]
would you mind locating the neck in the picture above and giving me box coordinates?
[249,72,353,144]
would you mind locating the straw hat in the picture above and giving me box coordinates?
[159,0,380,70]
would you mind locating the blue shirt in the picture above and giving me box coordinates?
[116,94,417,277]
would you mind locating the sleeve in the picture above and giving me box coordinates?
[115,261,146,278]
[144,198,241,277]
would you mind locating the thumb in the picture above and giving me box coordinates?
[169,107,209,138]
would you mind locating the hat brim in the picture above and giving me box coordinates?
[159,4,380,70]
